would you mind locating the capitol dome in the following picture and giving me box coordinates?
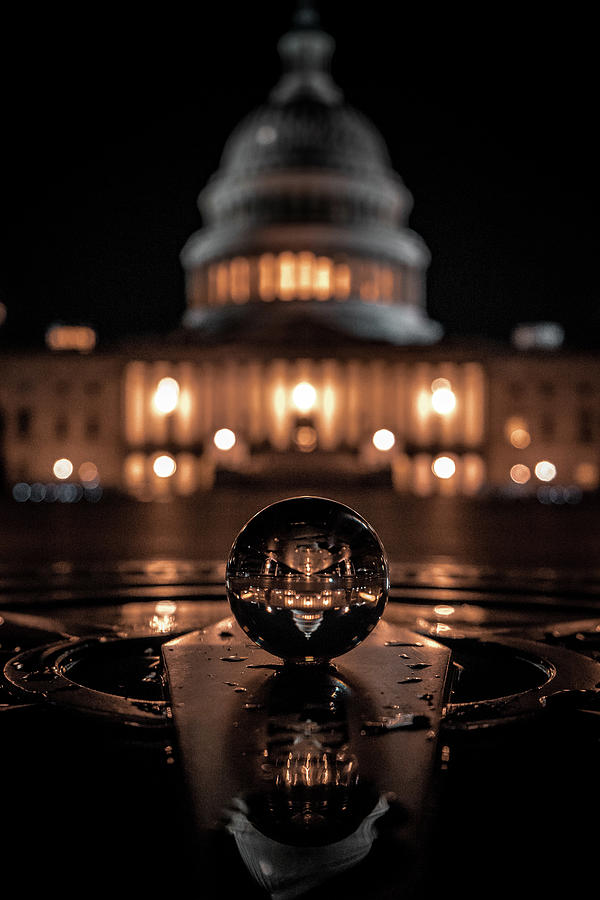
[180,11,442,346]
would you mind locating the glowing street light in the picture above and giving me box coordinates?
[432,456,456,479]
[431,381,456,415]
[372,429,395,451]
[153,377,180,414]
[153,454,177,478]
[292,381,317,413]
[535,460,557,482]
[53,458,73,479]
[214,428,236,451]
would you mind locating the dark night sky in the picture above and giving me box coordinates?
[0,2,597,349]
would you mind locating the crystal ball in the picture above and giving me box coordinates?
[226,497,389,663]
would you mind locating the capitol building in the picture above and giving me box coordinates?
[1,13,598,501]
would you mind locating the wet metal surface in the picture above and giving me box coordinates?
[163,617,452,896]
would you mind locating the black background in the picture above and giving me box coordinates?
[0,1,596,348]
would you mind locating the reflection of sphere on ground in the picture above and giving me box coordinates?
[225,665,388,898]
[226,496,389,662]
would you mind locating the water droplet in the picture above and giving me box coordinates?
[220,655,249,662]
[399,653,410,658]
[219,630,234,638]
[361,712,429,734]
[385,641,424,647]
[234,687,247,693]
[398,676,422,684]
[224,681,239,687]
[407,663,431,670]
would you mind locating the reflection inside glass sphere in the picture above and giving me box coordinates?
[226,497,389,662]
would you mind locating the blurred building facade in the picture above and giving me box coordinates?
[1,16,599,501]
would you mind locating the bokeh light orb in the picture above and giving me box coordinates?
[226,497,389,663]
[372,428,395,451]
[153,454,176,478]
[535,460,557,482]
[214,428,236,451]
[53,458,73,480]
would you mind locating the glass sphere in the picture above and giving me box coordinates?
[226,496,389,663]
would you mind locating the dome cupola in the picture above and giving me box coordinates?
[181,8,442,345]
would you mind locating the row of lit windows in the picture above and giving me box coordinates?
[188,253,420,306]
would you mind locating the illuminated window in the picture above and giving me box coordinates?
[46,325,96,352]
[230,257,250,303]
[259,253,276,301]
[380,266,394,303]
[297,252,315,300]
[313,257,332,300]
[334,263,351,300]
[359,262,379,302]
[278,252,296,301]
[216,262,229,303]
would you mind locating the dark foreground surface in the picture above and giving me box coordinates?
[1,489,599,898]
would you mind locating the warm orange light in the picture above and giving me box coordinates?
[510,428,531,449]
[431,377,451,392]
[292,382,316,413]
[78,461,99,484]
[372,429,395,451]
[46,325,96,352]
[214,428,236,451]
[294,425,317,452]
[574,462,599,489]
[53,458,73,480]
[153,377,179,414]
[432,456,456,479]
[535,460,556,482]
[434,605,455,616]
[510,464,531,484]
[153,454,177,478]
[431,387,456,415]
